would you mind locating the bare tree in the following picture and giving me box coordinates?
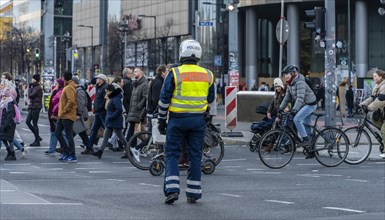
[157,18,177,65]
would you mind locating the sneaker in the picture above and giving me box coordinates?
[81,148,94,155]
[379,153,385,159]
[92,150,103,159]
[21,149,26,159]
[187,197,197,204]
[58,154,68,161]
[164,193,179,204]
[62,155,77,163]
[130,147,140,162]
[298,137,311,148]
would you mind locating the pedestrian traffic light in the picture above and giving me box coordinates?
[304,7,325,35]
[35,49,40,58]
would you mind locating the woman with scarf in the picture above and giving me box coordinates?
[0,89,17,160]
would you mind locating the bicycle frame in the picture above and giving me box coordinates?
[357,112,383,145]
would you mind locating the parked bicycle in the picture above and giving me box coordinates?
[126,121,224,176]
[258,112,349,169]
[344,110,385,165]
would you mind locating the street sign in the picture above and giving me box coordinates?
[199,21,213,26]
[275,19,289,44]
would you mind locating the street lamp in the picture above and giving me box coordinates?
[118,19,129,69]
[78,24,94,78]
[138,15,157,68]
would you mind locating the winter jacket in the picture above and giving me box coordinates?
[268,91,285,117]
[0,102,16,141]
[122,76,133,113]
[105,88,125,129]
[361,80,385,114]
[127,76,149,123]
[279,74,316,112]
[58,80,77,121]
[48,88,63,132]
[147,73,164,116]
[28,82,43,109]
[93,82,108,114]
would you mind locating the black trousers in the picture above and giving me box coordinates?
[26,108,41,142]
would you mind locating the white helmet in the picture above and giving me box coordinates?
[179,39,202,62]
[273,78,284,89]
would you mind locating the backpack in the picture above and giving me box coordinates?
[81,87,92,111]
[304,77,321,101]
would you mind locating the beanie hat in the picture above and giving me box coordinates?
[57,78,65,88]
[273,78,284,89]
[96,74,108,82]
[72,76,79,85]
[32,74,41,82]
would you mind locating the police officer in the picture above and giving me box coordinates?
[158,39,215,204]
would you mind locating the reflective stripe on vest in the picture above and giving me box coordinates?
[169,65,214,113]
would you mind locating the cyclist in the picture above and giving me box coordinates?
[278,65,317,158]
[359,69,385,159]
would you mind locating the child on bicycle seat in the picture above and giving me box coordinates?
[359,69,385,159]
[278,65,317,157]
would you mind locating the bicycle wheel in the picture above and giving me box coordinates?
[127,131,162,170]
[202,139,224,166]
[344,127,372,165]
[258,129,295,169]
[314,127,349,167]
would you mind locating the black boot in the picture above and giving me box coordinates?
[5,151,16,161]
[92,150,103,159]
[30,141,40,147]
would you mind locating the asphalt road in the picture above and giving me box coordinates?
[0,118,384,220]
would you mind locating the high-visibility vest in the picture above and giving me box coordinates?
[169,65,214,113]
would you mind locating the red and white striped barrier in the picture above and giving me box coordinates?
[225,86,237,131]
[87,85,96,102]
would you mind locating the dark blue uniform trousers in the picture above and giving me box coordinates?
[164,116,206,199]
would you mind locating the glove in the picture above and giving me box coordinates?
[290,110,297,117]
[158,119,167,135]
[361,105,369,113]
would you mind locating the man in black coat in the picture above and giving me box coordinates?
[27,74,43,146]
[147,65,167,120]
[122,68,133,114]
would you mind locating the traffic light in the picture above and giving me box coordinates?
[304,7,325,35]
[35,49,40,58]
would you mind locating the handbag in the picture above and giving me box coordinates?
[151,118,166,144]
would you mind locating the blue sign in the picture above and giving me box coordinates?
[214,55,222,67]
[199,22,213,26]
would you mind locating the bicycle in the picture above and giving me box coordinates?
[126,121,225,174]
[344,110,385,165]
[258,112,349,169]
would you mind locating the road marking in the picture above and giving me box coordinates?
[265,200,294,204]
[9,172,26,174]
[222,159,247,162]
[37,124,49,127]
[107,179,125,182]
[77,162,103,165]
[296,174,321,178]
[113,162,131,164]
[89,171,112,174]
[2,203,83,205]
[251,171,281,174]
[0,190,15,192]
[322,207,366,213]
[139,183,161,187]
[3,163,31,166]
[48,168,63,171]
[296,163,320,166]
[314,174,343,177]
[224,166,241,168]
[246,168,266,171]
[345,179,368,183]
[41,163,68,165]
[218,193,241,198]
[75,167,97,170]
